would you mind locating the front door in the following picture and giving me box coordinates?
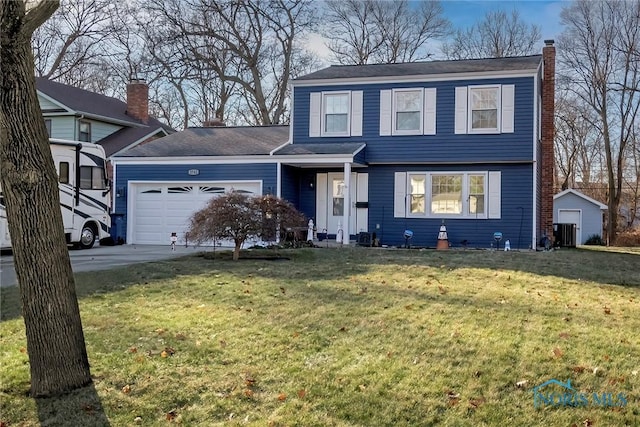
[316,172,368,236]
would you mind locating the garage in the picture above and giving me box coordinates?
[128,181,261,245]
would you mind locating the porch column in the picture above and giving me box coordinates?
[343,162,351,245]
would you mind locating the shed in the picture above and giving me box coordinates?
[553,189,607,244]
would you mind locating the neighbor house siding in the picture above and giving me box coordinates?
[91,121,123,142]
[292,77,535,164]
[363,164,534,248]
[39,96,63,111]
[114,163,277,240]
[47,116,76,140]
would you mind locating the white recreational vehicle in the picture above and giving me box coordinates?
[0,139,111,250]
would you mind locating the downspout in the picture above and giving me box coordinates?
[75,143,81,206]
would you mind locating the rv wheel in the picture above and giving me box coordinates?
[79,224,97,249]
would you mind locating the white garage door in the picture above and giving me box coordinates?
[130,182,261,245]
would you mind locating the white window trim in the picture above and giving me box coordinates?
[321,91,351,137]
[392,88,424,136]
[405,171,489,219]
[467,85,501,134]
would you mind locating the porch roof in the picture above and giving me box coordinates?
[272,142,367,167]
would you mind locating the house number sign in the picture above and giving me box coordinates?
[188,169,200,176]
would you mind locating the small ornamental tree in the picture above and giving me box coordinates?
[187,191,307,260]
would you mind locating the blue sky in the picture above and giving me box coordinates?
[441,0,565,42]
[307,0,567,60]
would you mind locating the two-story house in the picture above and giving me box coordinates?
[112,41,555,249]
[37,78,174,159]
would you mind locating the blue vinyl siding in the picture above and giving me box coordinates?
[114,163,277,240]
[368,164,533,248]
[293,77,535,163]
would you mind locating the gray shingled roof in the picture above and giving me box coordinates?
[97,120,171,157]
[116,126,289,157]
[37,78,141,125]
[295,55,542,81]
[274,143,365,156]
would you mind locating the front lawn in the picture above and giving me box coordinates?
[1,247,638,426]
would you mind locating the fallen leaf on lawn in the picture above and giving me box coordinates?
[161,350,168,358]
[122,384,131,394]
[19,347,26,354]
[359,384,367,391]
[280,287,286,294]
[446,390,460,399]
[469,397,485,409]
[553,347,564,358]
[175,333,186,340]
[245,375,256,387]
[559,332,570,339]
[608,376,625,385]
[166,410,177,421]
[404,304,413,310]
[128,347,138,353]
[155,328,166,335]
[297,389,306,399]
[572,366,586,373]
[292,332,300,338]
[338,326,347,332]
[632,370,638,376]
[134,416,143,423]
[438,286,448,295]
[278,393,287,401]
[604,307,611,315]
[583,419,593,427]
[244,389,254,397]
[516,380,528,388]
[563,317,571,322]
[220,340,227,348]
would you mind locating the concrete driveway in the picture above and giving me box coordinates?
[0,244,215,288]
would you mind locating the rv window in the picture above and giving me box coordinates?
[80,166,106,190]
[59,162,69,184]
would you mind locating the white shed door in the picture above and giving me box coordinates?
[130,182,260,245]
[558,209,581,244]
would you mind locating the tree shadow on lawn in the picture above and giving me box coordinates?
[35,382,111,426]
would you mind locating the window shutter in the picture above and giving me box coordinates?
[309,93,321,137]
[501,84,515,133]
[351,90,363,136]
[454,87,468,134]
[379,90,392,136]
[423,88,436,135]
[394,172,406,218]
[316,173,328,230]
[488,171,501,219]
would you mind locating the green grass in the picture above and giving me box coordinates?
[1,247,639,426]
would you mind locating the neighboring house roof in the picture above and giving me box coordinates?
[36,78,174,157]
[116,126,289,157]
[295,55,542,81]
[273,142,366,156]
[554,189,608,210]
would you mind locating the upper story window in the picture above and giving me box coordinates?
[44,119,52,137]
[394,89,423,134]
[396,171,497,219]
[78,121,91,142]
[380,88,436,136]
[309,91,362,138]
[469,87,499,131]
[323,93,350,135]
[455,84,514,134]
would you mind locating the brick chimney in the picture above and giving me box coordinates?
[126,79,149,124]
[540,40,555,241]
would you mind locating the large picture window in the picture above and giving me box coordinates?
[400,171,494,219]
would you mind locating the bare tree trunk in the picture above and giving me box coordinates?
[0,0,92,397]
